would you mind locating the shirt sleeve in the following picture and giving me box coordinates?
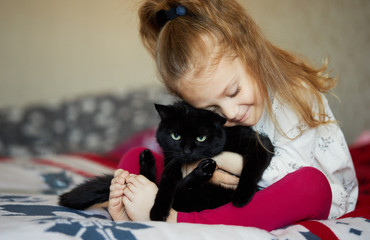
[313,102,358,218]
[257,95,358,219]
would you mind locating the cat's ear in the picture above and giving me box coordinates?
[212,113,227,125]
[154,104,171,120]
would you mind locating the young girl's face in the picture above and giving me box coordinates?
[179,57,264,127]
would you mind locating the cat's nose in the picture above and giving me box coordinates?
[184,147,192,155]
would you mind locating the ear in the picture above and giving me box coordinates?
[210,111,227,125]
[215,114,227,125]
[154,103,170,120]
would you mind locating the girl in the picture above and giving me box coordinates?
[108,0,358,231]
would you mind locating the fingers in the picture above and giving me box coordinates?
[210,169,239,190]
[213,152,243,176]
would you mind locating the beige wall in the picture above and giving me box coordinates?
[0,0,369,143]
[0,0,158,106]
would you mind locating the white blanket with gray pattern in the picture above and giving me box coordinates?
[0,155,369,240]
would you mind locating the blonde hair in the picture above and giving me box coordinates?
[138,0,337,134]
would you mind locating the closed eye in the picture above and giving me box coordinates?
[229,86,241,98]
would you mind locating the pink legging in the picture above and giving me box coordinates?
[118,147,332,231]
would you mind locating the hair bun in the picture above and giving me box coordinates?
[156,6,187,29]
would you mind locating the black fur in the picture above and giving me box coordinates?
[59,101,274,221]
[59,175,112,210]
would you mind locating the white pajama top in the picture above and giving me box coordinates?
[254,94,358,219]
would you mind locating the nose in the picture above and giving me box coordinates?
[219,101,238,121]
[184,146,192,155]
[182,140,193,155]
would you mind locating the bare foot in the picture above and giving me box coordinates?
[108,169,130,221]
[123,174,158,221]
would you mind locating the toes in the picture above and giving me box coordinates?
[113,169,129,179]
[114,169,124,177]
[112,170,130,185]
[110,180,126,191]
[126,174,148,186]
[123,186,134,200]
[135,175,152,184]
[108,197,121,208]
[110,189,124,198]
[122,196,132,207]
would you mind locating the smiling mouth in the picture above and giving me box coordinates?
[235,108,249,123]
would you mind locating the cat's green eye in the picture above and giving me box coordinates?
[171,133,181,141]
[196,136,207,142]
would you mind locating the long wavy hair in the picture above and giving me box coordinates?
[138,0,337,136]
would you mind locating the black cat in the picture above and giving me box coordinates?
[59,101,274,221]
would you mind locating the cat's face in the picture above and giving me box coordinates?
[155,102,227,164]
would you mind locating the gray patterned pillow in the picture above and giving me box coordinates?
[0,87,175,157]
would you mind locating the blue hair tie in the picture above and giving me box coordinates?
[175,6,186,16]
[165,5,186,20]
[156,5,187,29]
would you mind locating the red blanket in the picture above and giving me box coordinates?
[350,142,370,209]
[297,143,370,240]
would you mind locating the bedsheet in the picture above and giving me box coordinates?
[0,153,369,240]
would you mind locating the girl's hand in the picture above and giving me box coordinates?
[211,152,241,189]
[211,168,240,190]
[182,152,241,190]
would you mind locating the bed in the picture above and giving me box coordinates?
[1,87,369,240]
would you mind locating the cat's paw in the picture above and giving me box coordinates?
[139,149,156,183]
[139,149,155,163]
[196,158,217,179]
[139,149,155,167]
[231,188,256,207]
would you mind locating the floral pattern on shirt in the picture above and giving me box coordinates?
[254,94,358,219]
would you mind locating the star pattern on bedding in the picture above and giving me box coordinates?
[1,193,370,240]
[0,195,46,203]
[41,171,73,194]
[0,195,151,240]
